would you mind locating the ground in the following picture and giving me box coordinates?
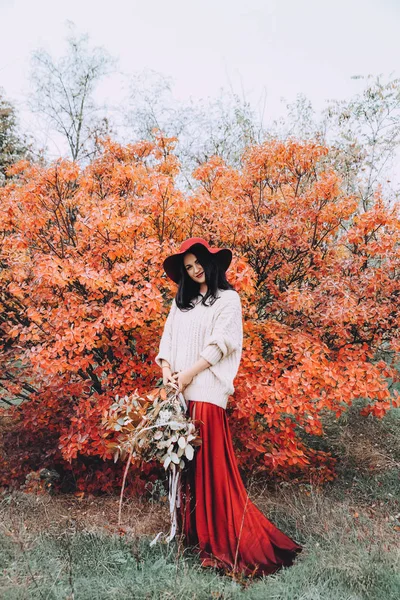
[1,400,399,599]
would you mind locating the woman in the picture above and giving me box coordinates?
[155,237,302,577]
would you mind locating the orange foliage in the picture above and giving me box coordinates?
[0,134,399,492]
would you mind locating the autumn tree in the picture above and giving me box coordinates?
[0,135,398,493]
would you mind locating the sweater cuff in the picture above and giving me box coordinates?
[155,353,170,369]
[200,344,223,366]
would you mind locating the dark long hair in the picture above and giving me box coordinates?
[175,245,235,311]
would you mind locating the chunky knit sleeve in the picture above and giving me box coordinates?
[199,291,243,367]
[155,298,177,369]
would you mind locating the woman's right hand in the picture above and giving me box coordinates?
[162,366,176,387]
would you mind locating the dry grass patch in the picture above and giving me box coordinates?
[0,491,171,539]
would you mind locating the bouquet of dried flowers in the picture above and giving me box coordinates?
[101,381,201,543]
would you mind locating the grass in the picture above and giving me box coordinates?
[1,400,399,599]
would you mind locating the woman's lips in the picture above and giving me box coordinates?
[195,272,204,278]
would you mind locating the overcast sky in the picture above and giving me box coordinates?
[1,0,399,156]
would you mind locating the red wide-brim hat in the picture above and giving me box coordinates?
[163,237,233,284]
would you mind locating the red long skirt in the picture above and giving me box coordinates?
[179,400,303,577]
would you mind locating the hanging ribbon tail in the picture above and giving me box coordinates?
[148,465,182,546]
[166,465,181,543]
[176,474,182,509]
[149,531,164,547]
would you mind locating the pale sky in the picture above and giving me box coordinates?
[1,0,400,156]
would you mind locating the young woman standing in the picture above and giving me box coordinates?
[155,237,302,577]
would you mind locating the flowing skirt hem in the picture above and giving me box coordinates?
[179,400,303,578]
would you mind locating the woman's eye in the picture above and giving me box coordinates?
[186,260,199,271]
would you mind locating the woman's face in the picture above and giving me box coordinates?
[183,252,206,284]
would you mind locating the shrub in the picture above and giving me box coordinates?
[0,135,399,492]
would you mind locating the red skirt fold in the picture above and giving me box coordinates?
[180,400,303,577]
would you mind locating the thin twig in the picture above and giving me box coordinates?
[66,532,75,600]
[118,445,134,526]
[45,564,64,600]
[233,493,250,578]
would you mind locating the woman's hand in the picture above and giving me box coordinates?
[172,369,194,393]
[162,365,176,386]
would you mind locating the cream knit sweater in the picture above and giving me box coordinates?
[155,289,243,409]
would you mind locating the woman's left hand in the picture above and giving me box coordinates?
[172,369,194,393]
